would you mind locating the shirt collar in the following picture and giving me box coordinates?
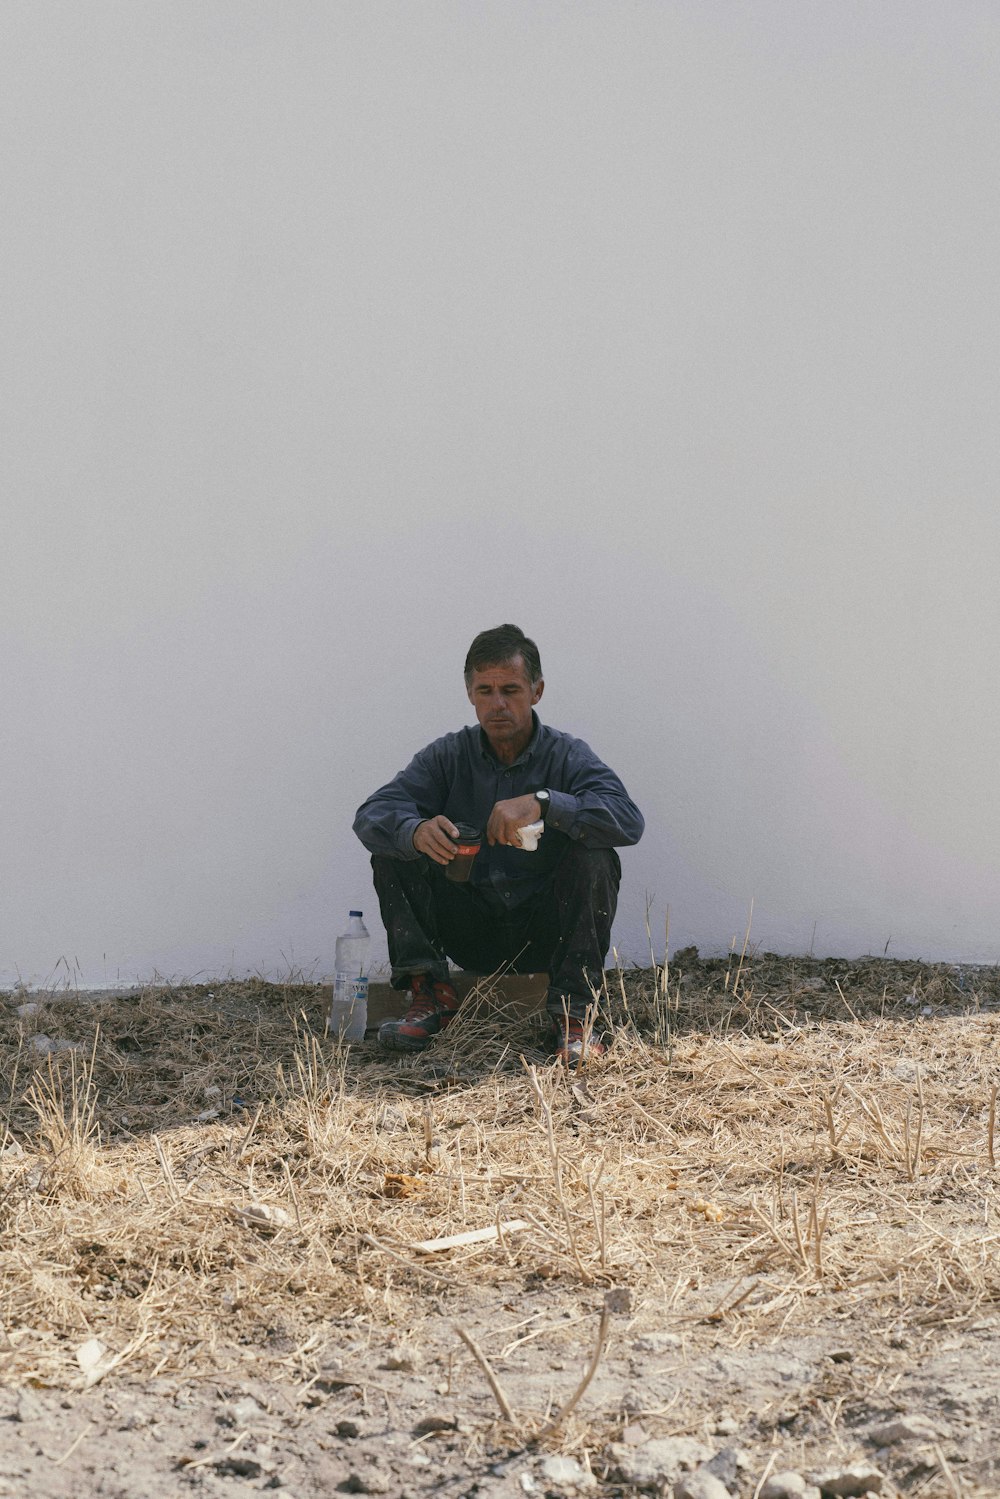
[478,711,541,766]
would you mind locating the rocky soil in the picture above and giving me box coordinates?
[2,953,998,1498]
[2,1300,997,1498]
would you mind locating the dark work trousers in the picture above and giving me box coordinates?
[371,843,621,1020]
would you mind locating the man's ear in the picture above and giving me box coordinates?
[532,678,544,706]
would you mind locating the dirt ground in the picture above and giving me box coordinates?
[1,951,998,1499]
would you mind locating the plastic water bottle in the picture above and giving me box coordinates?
[331,911,370,1042]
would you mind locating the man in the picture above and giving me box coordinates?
[352,624,644,1062]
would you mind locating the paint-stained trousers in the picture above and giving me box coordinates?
[370,843,621,1020]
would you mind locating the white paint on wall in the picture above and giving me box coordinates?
[2,3,998,987]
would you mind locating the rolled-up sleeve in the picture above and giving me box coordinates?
[353,744,450,859]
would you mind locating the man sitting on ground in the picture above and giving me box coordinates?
[352,624,644,1062]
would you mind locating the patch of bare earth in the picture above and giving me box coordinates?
[1,952,999,1499]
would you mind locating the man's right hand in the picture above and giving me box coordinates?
[413,816,460,865]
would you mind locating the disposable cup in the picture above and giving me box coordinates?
[445,823,482,882]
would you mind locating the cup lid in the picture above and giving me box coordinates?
[450,823,482,843]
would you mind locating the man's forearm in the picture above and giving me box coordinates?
[352,802,425,859]
[543,787,645,847]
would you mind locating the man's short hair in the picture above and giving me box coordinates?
[464,625,543,686]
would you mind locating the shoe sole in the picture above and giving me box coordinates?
[377,1026,434,1052]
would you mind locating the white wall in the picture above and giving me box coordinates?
[3,3,999,988]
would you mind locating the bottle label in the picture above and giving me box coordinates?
[334,972,368,1005]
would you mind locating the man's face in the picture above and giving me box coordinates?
[467,656,544,756]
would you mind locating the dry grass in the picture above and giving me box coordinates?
[1,951,998,1444]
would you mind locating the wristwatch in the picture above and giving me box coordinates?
[535,789,551,820]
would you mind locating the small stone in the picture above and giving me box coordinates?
[381,1344,420,1372]
[231,1396,265,1425]
[538,1455,596,1490]
[809,1465,883,1497]
[621,1422,649,1445]
[215,1457,263,1478]
[675,1470,731,1499]
[76,1337,109,1379]
[609,1436,711,1488]
[631,1332,682,1355]
[412,1414,456,1435]
[713,1415,739,1435]
[16,1002,40,1018]
[704,1446,751,1488]
[339,1467,392,1495]
[760,1475,820,1499]
[519,1476,539,1496]
[867,1414,942,1445]
[117,1413,148,1432]
[230,1202,291,1233]
[13,1390,46,1423]
[336,1419,363,1438]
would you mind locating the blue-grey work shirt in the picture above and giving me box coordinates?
[352,713,644,911]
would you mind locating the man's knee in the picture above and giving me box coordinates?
[371,853,430,890]
[553,843,621,891]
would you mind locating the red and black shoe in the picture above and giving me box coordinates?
[378,975,461,1053]
[552,1013,606,1066]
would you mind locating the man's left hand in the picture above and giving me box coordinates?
[487,795,543,847]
